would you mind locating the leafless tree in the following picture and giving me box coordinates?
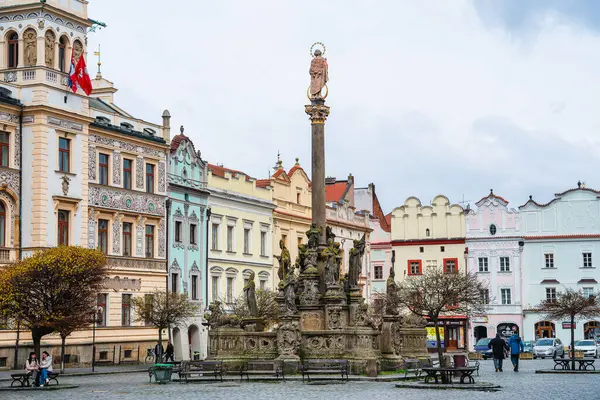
[536,288,600,370]
[232,290,279,323]
[398,268,488,375]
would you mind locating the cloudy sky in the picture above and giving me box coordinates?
[86,0,600,213]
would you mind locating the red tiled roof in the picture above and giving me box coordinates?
[540,279,560,284]
[526,234,600,240]
[326,181,348,203]
[578,279,598,284]
[170,132,195,154]
[208,163,253,181]
[475,190,509,206]
[372,187,390,232]
[385,213,391,228]
[288,165,302,177]
[520,187,600,209]
[256,179,271,188]
[555,187,600,196]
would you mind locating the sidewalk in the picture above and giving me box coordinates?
[0,364,148,382]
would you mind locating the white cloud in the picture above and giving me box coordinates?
[87,0,600,212]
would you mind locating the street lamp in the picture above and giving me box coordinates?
[91,307,101,372]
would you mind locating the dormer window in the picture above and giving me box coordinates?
[120,122,134,131]
[7,32,18,68]
[143,128,156,136]
[95,116,110,125]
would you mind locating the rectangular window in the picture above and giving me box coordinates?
[99,153,109,185]
[146,163,154,193]
[211,276,219,302]
[121,294,132,327]
[544,253,554,268]
[96,294,107,327]
[419,247,424,253]
[444,258,458,273]
[226,277,233,303]
[143,294,153,327]
[296,192,301,204]
[8,35,18,69]
[0,132,9,168]
[260,280,266,291]
[583,287,594,298]
[211,223,219,250]
[501,288,511,305]
[583,252,593,268]
[480,289,490,305]
[546,287,557,303]
[190,223,197,245]
[145,225,154,258]
[59,40,66,72]
[297,237,302,247]
[374,265,383,280]
[227,225,234,252]
[408,260,422,275]
[260,231,267,256]
[191,275,198,300]
[123,222,132,257]
[57,210,69,245]
[58,137,70,172]
[171,273,178,293]
[282,234,287,247]
[123,159,133,189]
[440,246,445,252]
[499,257,510,272]
[244,228,251,254]
[478,257,489,272]
[98,219,109,254]
[175,221,182,243]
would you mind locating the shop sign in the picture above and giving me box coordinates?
[472,316,488,324]
[426,327,444,348]
[497,323,519,340]
[562,322,576,329]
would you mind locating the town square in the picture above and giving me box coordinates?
[1,0,600,399]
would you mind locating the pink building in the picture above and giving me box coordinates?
[466,190,523,349]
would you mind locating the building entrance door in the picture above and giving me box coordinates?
[447,327,459,350]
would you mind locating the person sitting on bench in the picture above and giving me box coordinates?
[25,352,40,387]
[39,351,53,387]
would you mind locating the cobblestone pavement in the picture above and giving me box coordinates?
[5,359,599,400]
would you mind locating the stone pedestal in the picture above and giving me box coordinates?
[347,290,364,326]
[276,315,301,371]
[241,317,265,332]
[297,273,320,307]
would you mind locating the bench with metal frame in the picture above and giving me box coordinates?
[240,360,285,382]
[11,372,59,387]
[553,358,596,371]
[421,367,478,384]
[300,359,349,382]
[179,360,223,383]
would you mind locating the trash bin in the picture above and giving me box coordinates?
[152,363,173,384]
[193,352,200,361]
[453,354,467,378]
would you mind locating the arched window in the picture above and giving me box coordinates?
[7,32,18,68]
[58,36,68,72]
[0,201,6,247]
[425,228,430,237]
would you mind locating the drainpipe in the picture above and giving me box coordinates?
[165,198,171,341]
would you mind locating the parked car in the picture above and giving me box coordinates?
[523,340,534,353]
[474,338,493,359]
[571,340,598,358]
[533,338,565,359]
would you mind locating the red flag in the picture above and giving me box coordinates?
[74,54,93,96]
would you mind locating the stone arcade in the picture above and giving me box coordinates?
[207,45,427,373]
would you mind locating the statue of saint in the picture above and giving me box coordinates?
[275,239,291,281]
[386,265,400,315]
[348,234,366,288]
[283,263,298,314]
[306,223,321,249]
[73,40,83,62]
[45,31,55,68]
[24,29,37,67]
[309,49,328,99]
[296,244,307,273]
[244,271,259,317]
[323,238,341,287]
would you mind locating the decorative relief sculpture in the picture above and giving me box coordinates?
[158,218,166,257]
[158,161,166,192]
[277,320,301,356]
[103,276,142,291]
[306,335,344,352]
[136,156,144,189]
[298,278,320,306]
[24,29,37,66]
[327,306,343,329]
[135,216,146,257]
[244,271,259,317]
[309,44,328,99]
[73,40,83,62]
[274,239,291,281]
[88,186,165,216]
[88,144,96,181]
[87,207,98,249]
[13,125,20,168]
[348,234,366,289]
[60,175,70,196]
[113,152,121,186]
[45,30,55,67]
[0,168,21,196]
[112,213,122,253]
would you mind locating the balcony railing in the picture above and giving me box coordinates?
[167,173,207,190]
[3,67,69,89]
[0,248,17,263]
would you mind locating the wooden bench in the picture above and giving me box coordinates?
[240,360,285,381]
[300,359,349,382]
[11,372,59,387]
[403,357,438,378]
[179,360,223,382]
[422,367,478,384]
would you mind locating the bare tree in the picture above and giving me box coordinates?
[536,288,600,370]
[398,268,488,375]
[232,290,279,323]
[133,290,198,361]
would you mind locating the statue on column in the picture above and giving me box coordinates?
[348,234,366,288]
[244,271,259,317]
[282,262,298,314]
[323,237,341,287]
[385,264,400,315]
[309,43,328,99]
[275,239,291,281]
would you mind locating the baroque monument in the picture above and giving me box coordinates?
[207,43,427,373]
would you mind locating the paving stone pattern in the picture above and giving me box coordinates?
[6,359,598,400]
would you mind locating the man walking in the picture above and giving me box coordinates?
[165,340,175,362]
[488,334,508,372]
[154,341,164,362]
[507,332,525,372]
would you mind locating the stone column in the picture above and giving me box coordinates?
[304,98,330,243]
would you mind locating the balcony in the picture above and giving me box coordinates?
[0,248,18,264]
[3,67,69,91]
[106,256,166,272]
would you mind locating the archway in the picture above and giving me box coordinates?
[188,325,200,360]
[172,327,182,361]
[534,321,555,340]
[474,326,488,343]
[584,321,600,340]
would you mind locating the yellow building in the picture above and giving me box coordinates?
[390,195,467,352]
[207,164,275,309]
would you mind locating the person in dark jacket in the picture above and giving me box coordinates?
[165,340,174,362]
[488,334,508,372]
[507,333,525,372]
[154,341,164,362]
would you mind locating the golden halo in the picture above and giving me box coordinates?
[306,84,329,100]
[310,42,326,57]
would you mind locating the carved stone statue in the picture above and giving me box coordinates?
[341,273,350,293]
[73,40,83,62]
[45,31,55,68]
[306,223,321,249]
[244,271,259,317]
[348,234,366,289]
[309,49,328,99]
[385,265,400,315]
[296,244,307,273]
[282,263,297,314]
[323,238,341,287]
[24,29,37,67]
[275,239,291,281]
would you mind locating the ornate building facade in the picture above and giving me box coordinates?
[0,0,169,367]
[168,128,209,360]
[390,195,468,352]
[466,191,523,349]
[207,163,274,310]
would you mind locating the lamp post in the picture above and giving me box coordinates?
[91,308,100,372]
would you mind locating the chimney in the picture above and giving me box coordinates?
[162,109,171,141]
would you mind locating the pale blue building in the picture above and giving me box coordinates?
[167,127,210,360]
